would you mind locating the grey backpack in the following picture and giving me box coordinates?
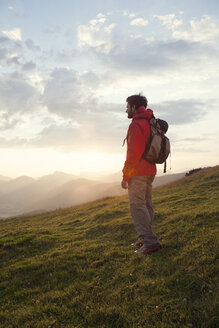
[134,116,170,173]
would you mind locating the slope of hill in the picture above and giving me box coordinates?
[0,166,218,328]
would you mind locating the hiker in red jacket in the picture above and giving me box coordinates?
[121,94,161,254]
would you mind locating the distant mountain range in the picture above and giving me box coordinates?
[0,171,185,219]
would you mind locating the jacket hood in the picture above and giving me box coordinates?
[132,106,154,120]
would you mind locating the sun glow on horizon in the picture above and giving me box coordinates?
[0,148,124,178]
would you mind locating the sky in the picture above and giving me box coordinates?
[0,0,219,178]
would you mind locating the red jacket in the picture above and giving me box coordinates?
[122,106,157,181]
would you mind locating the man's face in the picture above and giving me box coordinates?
[126,102,135,118]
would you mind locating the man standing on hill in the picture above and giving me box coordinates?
[121,94,161,254]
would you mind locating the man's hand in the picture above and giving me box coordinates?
[121,179,128,189]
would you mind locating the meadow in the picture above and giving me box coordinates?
[0,166,218,328]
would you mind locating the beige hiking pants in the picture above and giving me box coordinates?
[128,175,159,248]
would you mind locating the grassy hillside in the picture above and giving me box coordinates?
[0,166,218,328]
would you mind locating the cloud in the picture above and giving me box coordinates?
[42,68,99,118]
[2,28,22,41]
[0,104,126,153]
[104,23,116,34]
[77,24,105,48]
[0,116,22,131]
[22,61,36,71]
[0,11,218,157]
[154,14,183,30]
[77,13,115,53]
[31,123,80,149]
[0,72,41,117]
[174,132,219,146]
[154,14,219,43]
[75,13,218,80]
[42,67,126,118]
[88,32,218,82]
[7,54,21,65]
[0,98,209,152]
[0,35,37,72]
[0,47,8,64]
[42,68,126,125]
[0,35,23,67]
[130,18,149,27]
[98,38,206,74]
[0,63,126,151]
[74,13,218,79]
[123,10,136,18]
[42,67,126,117]
[151,99,206,125]
[89,13,106,26]
[32,111,126,152]
[25,39,41,51]
[0,62,213,153]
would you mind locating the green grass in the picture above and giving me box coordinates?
[0,166,218,328]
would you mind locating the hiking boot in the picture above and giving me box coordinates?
[135,243,162,255]
[131,240,143,248]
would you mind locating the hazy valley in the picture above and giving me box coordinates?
[0,171,185,219]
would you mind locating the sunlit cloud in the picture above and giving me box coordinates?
[123,10,136,18]
[154,14,219,43]
[2,28,22,41]
[130,18,149,26]
[77,13,115,53]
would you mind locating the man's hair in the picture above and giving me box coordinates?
[126,94,148,109]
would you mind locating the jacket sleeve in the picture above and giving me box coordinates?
[122,121,147,181]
